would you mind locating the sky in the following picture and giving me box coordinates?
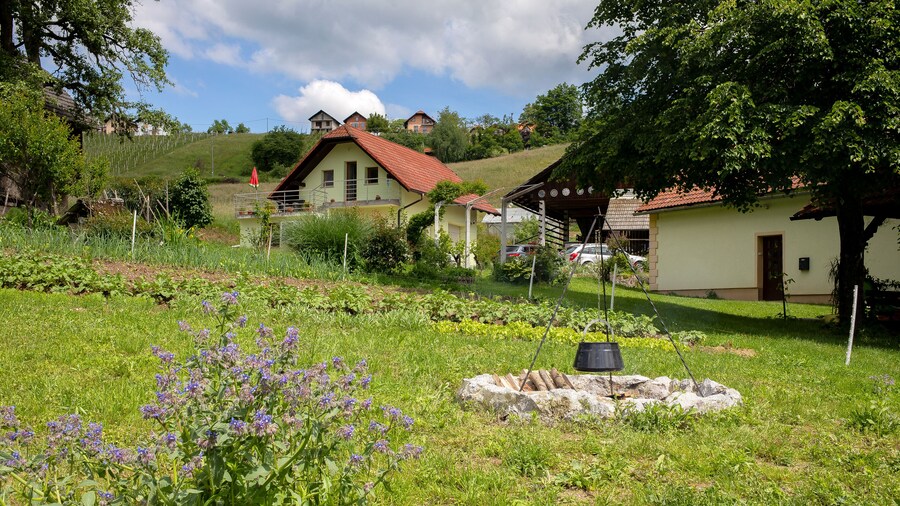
[129,0,614,134]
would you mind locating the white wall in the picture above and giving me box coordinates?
[653,194,900,298]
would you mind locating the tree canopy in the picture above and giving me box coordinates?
[428,107,468,163]
[250,126,306,173]
[520,83,583,139]
[564,0,900,319]
[0,0,170,123]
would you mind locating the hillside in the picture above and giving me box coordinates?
[448,143,568,204]
[84,132,264,181]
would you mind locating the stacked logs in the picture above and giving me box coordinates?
[492,368,575,392]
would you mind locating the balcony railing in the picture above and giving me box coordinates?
[233,188,327,218]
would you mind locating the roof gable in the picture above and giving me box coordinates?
[308,110,339,122]
[274,125,497,214]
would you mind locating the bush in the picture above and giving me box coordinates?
[493,245,563,284]
[473,226,499,269]
[170,169,213,229]
[0,294,422,504]
[82,211,155,239]
[362,221,408,274]
[0,207,59,229]
[283,211,372,268]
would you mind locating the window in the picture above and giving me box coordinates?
[323,170,334,188]
[352,122,359,128]
[366,166,378,185]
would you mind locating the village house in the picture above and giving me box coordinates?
[234,125,497,253]
[403,110,435,134]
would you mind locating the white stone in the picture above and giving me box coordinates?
[456,373,742,420]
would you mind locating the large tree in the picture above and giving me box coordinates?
[564,0,900,321]
[520,82,583,139]
[0,0,169,122]
[428,106,469,163]
[250,126,306,173]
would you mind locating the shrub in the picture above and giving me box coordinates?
[362,221,408,274]
[170,169,213,229]
[0,294,421,504]
[492,245,562,284]
[82,211,155,239]
[473,226,499,269]
[283,210,372,268]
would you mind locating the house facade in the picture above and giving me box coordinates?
[343,112,367,131]
[403,111,435,134]
[639,190,900,303]
[235,125,497,252]
[309,110,340,135]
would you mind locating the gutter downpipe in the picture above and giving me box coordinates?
[397,193,424,229]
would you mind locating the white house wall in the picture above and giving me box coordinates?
[651,195,900,302]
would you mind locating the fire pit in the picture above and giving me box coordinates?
[456,369,742,421]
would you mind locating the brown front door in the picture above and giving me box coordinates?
[761,235,784,301]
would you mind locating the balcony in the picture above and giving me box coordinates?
[233,189,327,219]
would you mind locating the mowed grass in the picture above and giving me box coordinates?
[1,285,898,504]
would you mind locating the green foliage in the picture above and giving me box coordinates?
[672,330,707,346]
[366,113,390,133]
[567,0,900,319]
[169,169,213,229]
[428,107,469,163]
[493,245,562,284]
[0,0,169,118]
[519,83,583,139]
[380,129,426,152]
[234,122,250,134]
[82,211,155,240]
[283,211,372,268]
[362,221,409,273]
[0,295,421,503]
[207,118,233,134]
[473,225,499,269]
[107,175,169,217]
[618,402,695,432]
[848,375,898,436]
[0,83,108,213]
[504,440,553,477]
[0,207,59,230]
[513,217,540,244]
[250,126,306,172]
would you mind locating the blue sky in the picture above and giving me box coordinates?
[132,1,613,134]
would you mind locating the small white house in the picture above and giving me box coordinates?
[638,188,900,303]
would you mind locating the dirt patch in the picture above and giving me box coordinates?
[697,345,757,358]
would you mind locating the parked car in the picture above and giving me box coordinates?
[503,244,538,259]
[563,243,646,270]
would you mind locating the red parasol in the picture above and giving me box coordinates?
[249,167,259,188]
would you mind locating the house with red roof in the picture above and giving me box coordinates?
[234,125,497,251]
[343,112,367,131]
[636,188,899,303]
[403,111,435,134]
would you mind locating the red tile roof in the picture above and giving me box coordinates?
[637,178,806,213]
[636,187,721,213]
[277,125,498,214]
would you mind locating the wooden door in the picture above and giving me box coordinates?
[345,162,357,201]
[761,235,784,301]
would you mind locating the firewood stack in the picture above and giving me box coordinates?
[492,368,575,392]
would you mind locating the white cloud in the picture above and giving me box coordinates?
[272,80,386,125]
[132,1,612,97]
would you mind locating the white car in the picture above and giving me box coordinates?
[564,243,646,270]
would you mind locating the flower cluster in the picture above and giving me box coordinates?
[0,293,422,504]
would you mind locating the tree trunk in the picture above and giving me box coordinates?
[0,0,14,56]
[835,195,866,322]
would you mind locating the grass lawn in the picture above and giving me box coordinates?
[1,282,897,504]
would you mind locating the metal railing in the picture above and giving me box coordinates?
[233,188,327,218]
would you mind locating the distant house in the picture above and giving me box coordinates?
[403,110,435,134]
[99,114,166,136]
[343,112,367,131]
[234,125,497,254]
[309,110,341,134]
[637,188,900,303]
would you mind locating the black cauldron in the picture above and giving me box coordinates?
[573,341,624,372]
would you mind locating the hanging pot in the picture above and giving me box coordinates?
[574,319,624,372]
[573,342,624,372]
